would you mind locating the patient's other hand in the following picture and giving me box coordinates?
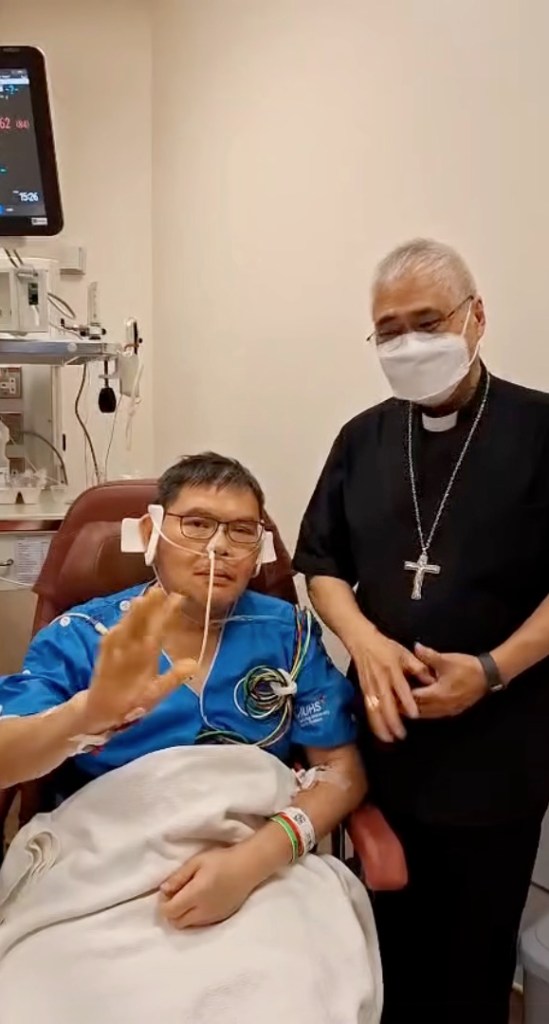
[160,847,255,929]
[83,588,197,734]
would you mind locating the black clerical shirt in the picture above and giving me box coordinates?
[294,369,549,825]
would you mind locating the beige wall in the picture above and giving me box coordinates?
[152,0,549,547]
[0,0,154,491]
[1,0,548,608]
[1,0,547,539]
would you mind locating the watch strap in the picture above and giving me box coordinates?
[478,652,506,693]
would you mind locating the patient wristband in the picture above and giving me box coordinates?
[271,807,316,862]
[272,814,301,862]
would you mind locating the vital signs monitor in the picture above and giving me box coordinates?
[0,46,63,236]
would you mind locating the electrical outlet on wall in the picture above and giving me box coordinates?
[0,368,23,399]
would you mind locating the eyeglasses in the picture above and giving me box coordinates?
[165,513,265,547]
[367,295,473,346]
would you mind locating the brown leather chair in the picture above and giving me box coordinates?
[31,480,297,633]
[0,788,15,857]
[6,481,407,890]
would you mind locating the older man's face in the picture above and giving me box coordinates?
[372,272,485,356]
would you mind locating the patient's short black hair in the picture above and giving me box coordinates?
[156,452,265,514]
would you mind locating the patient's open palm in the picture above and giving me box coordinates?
[84,589,197,734]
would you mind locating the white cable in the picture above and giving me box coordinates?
[24,456,61,487]
[47,291,77,321]
[10,248,25,268]
[83,382,91,487]
[103,399,121,481]
[197,549,216,668]
[154,545,216,672]
[3,248,18,268]
[49,611,108,635]
[20,430,69,485]
[150,520,262,566]
[74,364,99,486]
[0,573,31,589]
[142,511,263,681]
[49,320,82,340]
[125,360,143,453]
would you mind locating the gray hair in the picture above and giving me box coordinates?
[372,238,477,302]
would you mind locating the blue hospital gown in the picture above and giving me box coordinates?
[0,587,356,785]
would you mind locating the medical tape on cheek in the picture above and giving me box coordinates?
[124,510,272,673]
[123,507,274,566]
[151,510,272,566]
[120,505,215,670]
[145,505,164,565]
[261,530,276,565]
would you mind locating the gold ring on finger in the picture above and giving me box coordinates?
[365,694,381,713]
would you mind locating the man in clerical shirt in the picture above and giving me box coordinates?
[294,238,549,1024]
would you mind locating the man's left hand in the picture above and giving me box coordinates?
[159,846,255,929]
[413,644,488,718]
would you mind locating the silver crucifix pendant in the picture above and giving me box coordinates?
[404,551,441,600]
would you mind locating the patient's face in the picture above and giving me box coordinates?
[154,484,263,612]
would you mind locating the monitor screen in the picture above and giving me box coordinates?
[0,47,63,236]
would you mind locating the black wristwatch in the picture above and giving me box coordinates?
[477,652,507,693]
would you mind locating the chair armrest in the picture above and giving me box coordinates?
[347,804,408,891]
[0,787,16,860]
[0,787,16,827]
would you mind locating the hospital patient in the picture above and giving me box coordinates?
[0,453,382,1024]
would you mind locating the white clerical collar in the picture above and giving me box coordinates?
[421,410,458,433]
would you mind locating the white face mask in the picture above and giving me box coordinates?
[377,302,478,407]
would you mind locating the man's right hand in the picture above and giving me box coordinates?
[81,588,197,735]
[350,628,434,742]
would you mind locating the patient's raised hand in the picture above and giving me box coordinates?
[82,588,197,734]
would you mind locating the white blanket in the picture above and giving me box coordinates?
[0,746,382,1024]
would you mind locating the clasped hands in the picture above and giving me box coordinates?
[354,628,490,743]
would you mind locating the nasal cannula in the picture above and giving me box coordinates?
[119,507,314,749]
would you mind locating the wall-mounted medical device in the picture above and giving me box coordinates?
[0,257,49,333]
[0,45,63,237]
[0,46,144,488]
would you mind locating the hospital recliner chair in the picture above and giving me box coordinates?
[1,480,407,892]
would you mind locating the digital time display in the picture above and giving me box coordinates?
[0,68,47,225]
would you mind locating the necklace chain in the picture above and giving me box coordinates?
[407,372,491,556]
